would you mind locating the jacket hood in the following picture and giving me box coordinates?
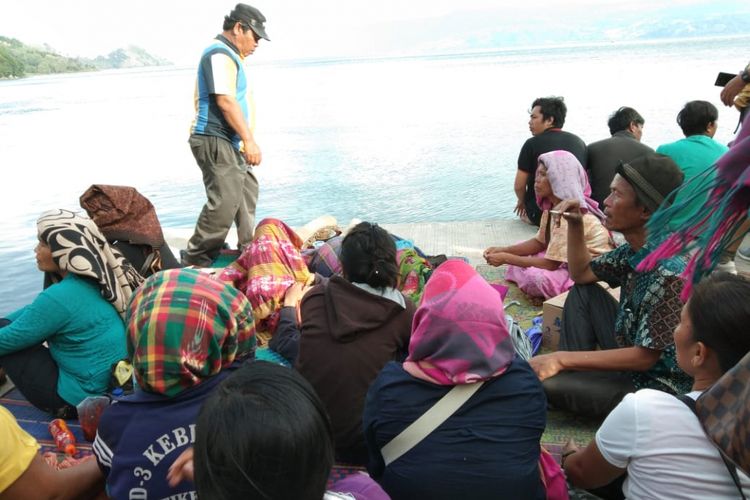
[316,275,408,341]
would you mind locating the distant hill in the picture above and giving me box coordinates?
[0,37,170,78]
[84,45,171,70]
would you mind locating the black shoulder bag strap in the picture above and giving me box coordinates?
[675,394,747,500]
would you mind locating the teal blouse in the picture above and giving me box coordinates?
[0,273,127,405]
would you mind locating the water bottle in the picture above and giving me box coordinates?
[49,419,77,455]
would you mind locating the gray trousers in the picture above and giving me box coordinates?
[542,284,635,418]
[184,134,259,267]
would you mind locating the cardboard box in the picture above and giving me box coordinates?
[541,283,620,351]
[541,291,568,351]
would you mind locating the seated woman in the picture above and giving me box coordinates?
[167,361,389,500]
[80,184,181,277]
[271,221,416,465]
[363,259,547,500]
[564,273,750,499]
[0,405,104,499]
[220,218,313,345]
[93,268,256,500]
[484,150,612,299]
[0,209,141,417]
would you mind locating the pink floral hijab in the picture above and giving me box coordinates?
[403,259,515,385]
[535,150,605,221]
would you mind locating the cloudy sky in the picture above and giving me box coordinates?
[1,0,747,65]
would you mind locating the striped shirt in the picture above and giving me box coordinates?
[190,34,256,151]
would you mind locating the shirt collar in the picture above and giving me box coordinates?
[215,34,242,58]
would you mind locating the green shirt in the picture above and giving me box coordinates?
[0,274,127,405]
[656,135,729,228]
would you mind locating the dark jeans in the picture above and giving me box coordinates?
[543,284,635,418]
[0,319,77,418]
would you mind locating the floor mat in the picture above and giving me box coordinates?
[475,264,542,332]
[1,388,92,459]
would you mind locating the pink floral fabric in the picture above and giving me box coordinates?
[403,260,515,385]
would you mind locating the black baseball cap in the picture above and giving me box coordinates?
[228,3,270,41]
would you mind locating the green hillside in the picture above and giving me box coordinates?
[0,36,94,78]
[0,37,171,79]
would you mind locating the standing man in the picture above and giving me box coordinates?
[514,96,587,226]
[587,107,654,209]
[183,4,270,267]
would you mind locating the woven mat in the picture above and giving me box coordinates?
[475,264,542,332]
[1,388,92,459]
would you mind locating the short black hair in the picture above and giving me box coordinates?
[688,273,750,374]
[194,361,334,500]
[340,222,398,288]
[608,107,644,135]
[531,96,567,128]
[223,16,251,32]
[676,100,718,137]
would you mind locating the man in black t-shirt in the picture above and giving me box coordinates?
[514,96,587,226]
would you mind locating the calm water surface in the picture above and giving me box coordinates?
[1,36,747,313]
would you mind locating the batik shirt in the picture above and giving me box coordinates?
[590,243,692,394]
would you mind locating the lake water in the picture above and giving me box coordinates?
[1,35,748,314]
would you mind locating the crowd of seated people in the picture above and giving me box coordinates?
[3,86,750,499]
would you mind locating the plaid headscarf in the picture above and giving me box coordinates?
[127,268,256,397]
[403,259,515,385]
[220,218,312,345]
[37,209,143,319]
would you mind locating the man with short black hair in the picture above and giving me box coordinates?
[183,3,270,267]
[514,96,587,226]
[529,154,691,418]
[656,100,728,230]
[587,107,654,208]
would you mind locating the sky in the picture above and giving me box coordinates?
[1,0,748,65]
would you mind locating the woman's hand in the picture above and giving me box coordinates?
[167,448,194,487]
[283,282,309,308]
[485,251,511,267]
[483,246,505,260]
[528,352,564,381]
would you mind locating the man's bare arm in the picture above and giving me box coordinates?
[215,94,261,166]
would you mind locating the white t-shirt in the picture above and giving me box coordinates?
[596,389,750,499]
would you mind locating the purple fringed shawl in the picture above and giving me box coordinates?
[638,114,750,300]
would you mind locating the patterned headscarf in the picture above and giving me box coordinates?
[127,268,256,397]
[535,150,605,221]
[220,218,312,345]
[37,209,143,319]
[403,259,515,385]
[79,184,165,248]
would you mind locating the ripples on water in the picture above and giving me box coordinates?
[1,36,748,314]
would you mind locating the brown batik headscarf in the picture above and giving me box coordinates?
[79,184,165,248]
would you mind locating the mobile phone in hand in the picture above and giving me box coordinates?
[715,72,736,87]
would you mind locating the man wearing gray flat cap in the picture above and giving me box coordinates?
[183,4,270,267]
[530,154,693,419]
